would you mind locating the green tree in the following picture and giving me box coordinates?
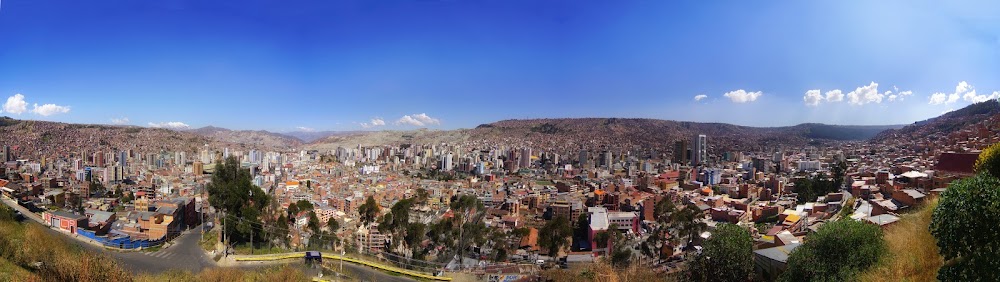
[599,224,632,268]
[975,142,1000,177]
[275,214,290,248]
[207,157,269,245]
[930,173,1000,281]
[307,211,320,234]
[358,195,380,226]
[539,216,572,258]
[671,203,707,247]
[450,194,483,212]
[326,217,340,233]
[287,204,299,218]
[781,219,886,281]
[296,199,314,212]
[380,198,414,234]
[575,213,590,240]
[415,188,430,204]
[687,224,753,282]
[831,161,847,190]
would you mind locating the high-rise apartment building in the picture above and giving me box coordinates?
[519,148,531,169]
[692,134,707,166]
[673,140,690,165]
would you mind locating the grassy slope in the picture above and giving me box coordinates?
[0,257,39,282]
[541,262,672,282]
[858,199,943,282]
[0,205,309,282]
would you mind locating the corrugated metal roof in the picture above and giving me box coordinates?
[754,243,801,263]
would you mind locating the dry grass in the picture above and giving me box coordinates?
[542,262,674,282]
[858,198,943,282]
[0,206,309,282]
[135,265,309,282]
[0,214,132,282]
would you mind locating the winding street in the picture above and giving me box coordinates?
[2,196,414,281]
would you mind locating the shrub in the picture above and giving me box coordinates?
[929,173,1000,281]
[975,142,1000,177]
[781,219,886,281]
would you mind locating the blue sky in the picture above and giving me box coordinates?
[2,0,999,131]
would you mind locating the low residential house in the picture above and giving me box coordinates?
[754,243,801,281]
[295,211,310,228]
[710,207,748,224]
[891,189,927,207]
[85,209,117,235]
[154,205,184,236]
[519,227,540,252]
[864,214,901,228]
[44,210,88,234]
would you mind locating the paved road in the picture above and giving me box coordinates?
[4,196,416,280]
[329,260,416,282]
[104,228,217,274]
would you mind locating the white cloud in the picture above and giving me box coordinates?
[147,121,190,129]
[929,93,949,105]
[296,126,316,132]
[111,117,130,125]
[846,82,885,106]
[360,117,387,128]
[395,113,441,127]
[888,95,898,102]
[825,90,844,102]
[396,116,424,126]
[2,94,28,115]
[411,113,439,125]
[693,94,708,101]
[929,81,992,105]
[30,103,70,116]
[722,89,762,103]
[898,90,913,100]
[803,90,823,106]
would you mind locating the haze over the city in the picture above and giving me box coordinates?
[2,0,1000,131]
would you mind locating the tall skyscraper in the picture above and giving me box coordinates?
[440,153,453,171]
[693,134,707,166]
[673,140,689,165]
[2,145,9,162]
[119,151,128,167]
[519,148,531,169]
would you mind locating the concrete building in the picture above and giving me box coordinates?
[693,134,707,166]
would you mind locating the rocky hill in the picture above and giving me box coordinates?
[873,100,1000,142]
[187,126,304,150]
[281,130,366,143]
[306,118,903,154]
[305,129,471,150]
[0,117,228,159]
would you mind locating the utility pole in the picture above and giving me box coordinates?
[222,211,226,257]
[251,223,254,255]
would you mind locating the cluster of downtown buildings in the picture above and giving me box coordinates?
[0,117,996,278]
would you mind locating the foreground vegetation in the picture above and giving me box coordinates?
[0,205,309,282]
[857,199,942,282]
[541,261,672,282]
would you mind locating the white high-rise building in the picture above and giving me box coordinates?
[693,134,707,166]
[440,153,453,171]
